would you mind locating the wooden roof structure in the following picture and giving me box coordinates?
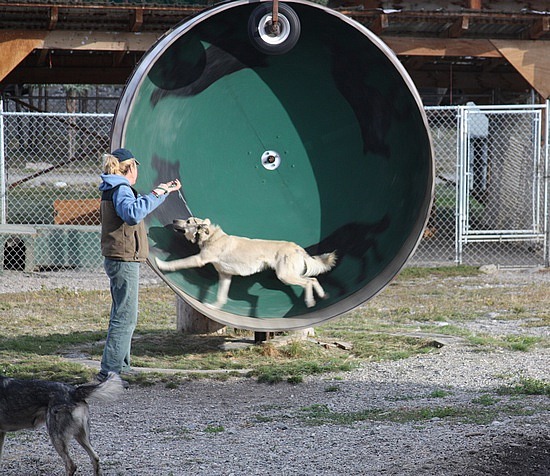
[2,1,550,103]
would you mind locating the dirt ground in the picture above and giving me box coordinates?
[1,348,548,475]
[0,267,548,475]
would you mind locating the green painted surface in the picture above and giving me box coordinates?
[117,2,433,320]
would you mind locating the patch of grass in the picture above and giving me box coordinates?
[467,335,542,351]
[0,354,95,383]
[497,378,550,396]
[251,354,356,384]
[472,394,499,406]
[503,336,542,352]
[204,425,224,434]
[398,265,480,279]
[287,375,303,384]
[316,325,440,361]
[428,389,452,398]
[0,265,548,384]
[298,403,468,425]
[298,402,536,426]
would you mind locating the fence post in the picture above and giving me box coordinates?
[545,99,550,267]
[455,106,467,265]
[0,100,5,224]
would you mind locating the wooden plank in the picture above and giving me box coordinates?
[384,37,502,58]
[53,199,100,225]
[0,31,46,81]
[42,30,158,51]
[0,29,156,81]
[491,40,550,99]
[0,30,527,61]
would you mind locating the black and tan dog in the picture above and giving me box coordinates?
[0,372,123,476]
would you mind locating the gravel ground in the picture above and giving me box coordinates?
[0,265,549,476]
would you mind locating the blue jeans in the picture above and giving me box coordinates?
[100,259,140,377]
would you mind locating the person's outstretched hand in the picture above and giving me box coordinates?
[158,179,182,193]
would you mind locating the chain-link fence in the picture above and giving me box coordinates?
[0,104,548,272]
[410,104,549,268]
[2,85,123,114]
[408,107,459,266]
[0,108,112,272]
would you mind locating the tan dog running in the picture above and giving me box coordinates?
[155,217,337,309]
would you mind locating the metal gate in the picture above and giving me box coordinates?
[456,104,548,266]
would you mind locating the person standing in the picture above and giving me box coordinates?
[97,148,181,387]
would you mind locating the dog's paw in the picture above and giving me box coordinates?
[155,257,174,272]
[154,257,166,270]
[305,299,316,308]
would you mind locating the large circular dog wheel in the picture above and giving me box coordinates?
[111,0,434,331]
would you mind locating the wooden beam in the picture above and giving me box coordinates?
[0,31,46,81]
[370,13,389,36]
[468,0,482,10]
[448,16,469,38]
[130,8,144,33]
[491,40,550,99]
[0,29,157,51]
[42,30,158,51]
[529,17,550,40]
[384,37,502,58]
[0,30,538,60]
[36,48,49,66]
[48,6,58,30]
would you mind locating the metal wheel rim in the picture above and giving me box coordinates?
[258,13,292,45]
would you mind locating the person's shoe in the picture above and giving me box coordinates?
[96,372,130,389]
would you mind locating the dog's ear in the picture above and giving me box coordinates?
[198,224,209,235]
[204,218,211,225]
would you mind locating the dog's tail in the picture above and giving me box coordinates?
[303,251,337,277]
[73,372,125,403]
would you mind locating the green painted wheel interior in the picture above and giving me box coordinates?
[111,0,434,330]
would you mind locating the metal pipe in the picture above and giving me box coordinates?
[0,100,5,224]
[272,0,279,24]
